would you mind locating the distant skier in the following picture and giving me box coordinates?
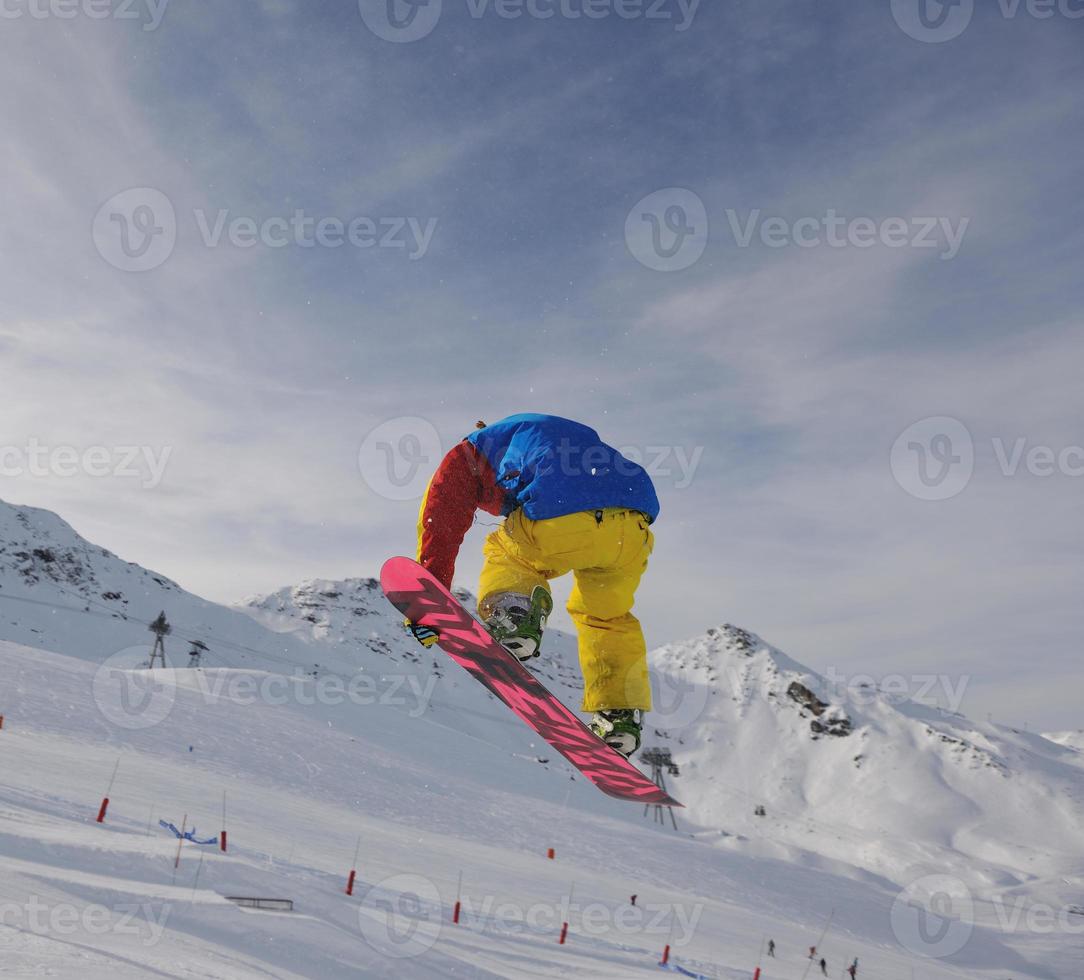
[630,894,638,907]
[819,956,827,976]
[847,961,857,979]
[767,939,776,957]
[405,415,659,756]
[809,946,817,960]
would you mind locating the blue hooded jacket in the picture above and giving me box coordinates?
[466,414,660,522]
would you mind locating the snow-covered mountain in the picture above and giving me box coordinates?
[2,495,1083,978]
[1044,730,1084,753]
[647,627,1084,902]
[241,577,588,704]
[241,583,1084,906]
[0,498,323,675]
[0,497,594,778]
[4,494,1083,893]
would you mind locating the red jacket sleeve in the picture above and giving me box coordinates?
[416,441,504,588]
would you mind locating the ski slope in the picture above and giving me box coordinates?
[1,496,1083,977]
[3,641,1079,980]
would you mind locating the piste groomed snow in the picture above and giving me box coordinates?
[1,498,1082,978]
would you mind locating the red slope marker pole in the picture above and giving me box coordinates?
[220,791,228,852]
[97,759,120,824]
[752,935,764,979]
[661,908,675,965]
[453,870,463,924]
[558,882,574,945]
[345,835,361,895]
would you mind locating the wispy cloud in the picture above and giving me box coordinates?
[1,2,1081,726]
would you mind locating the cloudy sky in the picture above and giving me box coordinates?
[2,0,1082,728]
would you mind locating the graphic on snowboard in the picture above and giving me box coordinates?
[381,557,681,808]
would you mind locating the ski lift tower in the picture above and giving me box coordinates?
[641,747,680,831]
[148,611,171,669]
[187,640,208,668]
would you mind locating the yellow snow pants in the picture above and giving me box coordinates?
[479,508,654,713]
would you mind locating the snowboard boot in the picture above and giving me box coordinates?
[479,586,553,662]
[590,709,643,758]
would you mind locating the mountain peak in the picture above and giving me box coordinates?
[706,623,760,655]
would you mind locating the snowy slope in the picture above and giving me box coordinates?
[647,627,1084,899]
[2,640,1079,980]
[0,500,569,754]
[0,499,329,676]
[1044,731,1084,753]
[2,496,1083,978]
[244,580,1084,907]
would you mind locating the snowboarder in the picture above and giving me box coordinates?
[767,939,775,958]
[405,414,659,756]
[819,956,827,976]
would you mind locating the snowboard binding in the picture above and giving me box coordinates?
[590,709,643,758]
[479,586,553,661]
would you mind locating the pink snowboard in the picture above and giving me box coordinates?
[380,557,681,808]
